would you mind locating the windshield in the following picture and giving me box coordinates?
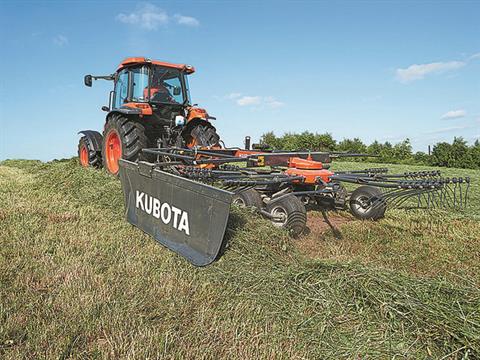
[131,66,149,102]
[149,66,188,105]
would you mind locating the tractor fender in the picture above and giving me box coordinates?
[105,108,142,122]
[78,130,103,152]
[184,118,210,131]
[187,107,209,122]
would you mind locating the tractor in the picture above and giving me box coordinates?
[77,58,471,266]
[79,57,221,175]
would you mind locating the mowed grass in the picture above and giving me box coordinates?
[0,159,479,359]
[300,161,480,283]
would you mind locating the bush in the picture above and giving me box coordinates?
[430,137,479,169]
[337,138,367,154]
[260,132,480,169]
[260,131,336,151]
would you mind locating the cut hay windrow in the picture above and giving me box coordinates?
[1,159,478,358]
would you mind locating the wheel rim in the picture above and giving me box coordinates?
[352,195,371,214]
[270,205,288,227]
[233,197,246,207]
[79,145,89,167]
[105,130,121,174]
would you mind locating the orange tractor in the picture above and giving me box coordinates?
[79,57,220,175]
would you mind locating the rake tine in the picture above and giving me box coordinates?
[430,186,440,208]
[458,180,463,209]
[393,189,426,209]
[464,179,470,208]
[452,179,459,209]
[443,183,455,208]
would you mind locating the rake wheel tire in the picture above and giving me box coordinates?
[78,136,102,168]
[349,186,386,220]
[102,114,148,175]
[232,189,263,209]
[266,194,307,238]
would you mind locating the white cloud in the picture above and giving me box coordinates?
[116,3,199,30]
[423,125,469,135]
[264,96,284,108]
[174,14,200,27]
[396,61,465,83]
[116,3,168,30]
[440,109,467,120]
[395,52,480,83]
[237,96,262,106]
[233,94,284,108]
[53,35,68,46]
[469,53,480,60]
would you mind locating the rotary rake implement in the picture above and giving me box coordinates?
[117,146,470,266]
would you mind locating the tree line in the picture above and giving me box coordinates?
[259,131,480,169]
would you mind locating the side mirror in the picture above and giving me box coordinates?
[84,75,93,87]
[101,106,109,112]
[173,86,181,96]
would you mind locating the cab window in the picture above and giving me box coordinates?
[150,66,184,104]
[131,66,149,102]
[163,76,183,103]
[114,69,128,108]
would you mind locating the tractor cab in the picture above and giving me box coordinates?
[84,57,194,118]
[80,57,220,175]
[112,58,193,113]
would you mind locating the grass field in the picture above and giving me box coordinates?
[1,159,479,358]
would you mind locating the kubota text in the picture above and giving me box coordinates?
[136,191,190,235]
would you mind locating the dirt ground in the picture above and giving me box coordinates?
[295,211,354,258]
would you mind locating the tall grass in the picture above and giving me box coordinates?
[1,159,479,358]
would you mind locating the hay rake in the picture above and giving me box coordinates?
[331,169,470,212]
[118,146,470,266]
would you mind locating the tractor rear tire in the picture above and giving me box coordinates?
[349,186,386,220]
[102,114,148,175]
[185,122,220,148]
[78,136,102,168]
[232,189,263,209]
[266,194,307,238]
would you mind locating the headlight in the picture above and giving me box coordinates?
[175,115,186,126]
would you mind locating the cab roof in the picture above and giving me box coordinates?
[117,57,195,74]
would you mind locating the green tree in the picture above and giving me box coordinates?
[431,142,453,167]
[259,131,479,169]
[314,133,336,151]
[413,151,430,165]
[470,139,480,169]
[337,138,367,154]
[451,137,473,168]
[260,132,282,149]
[392,139,413,161]
[379,142,394,162]
[367,140,382,156]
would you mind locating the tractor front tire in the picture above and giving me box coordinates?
[102,115,148,175]
[266,194,307,238]
[78,136,102,168]
[185,122,220,148]
[349,186,386,220]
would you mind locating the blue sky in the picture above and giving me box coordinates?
[0,0,479,161]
